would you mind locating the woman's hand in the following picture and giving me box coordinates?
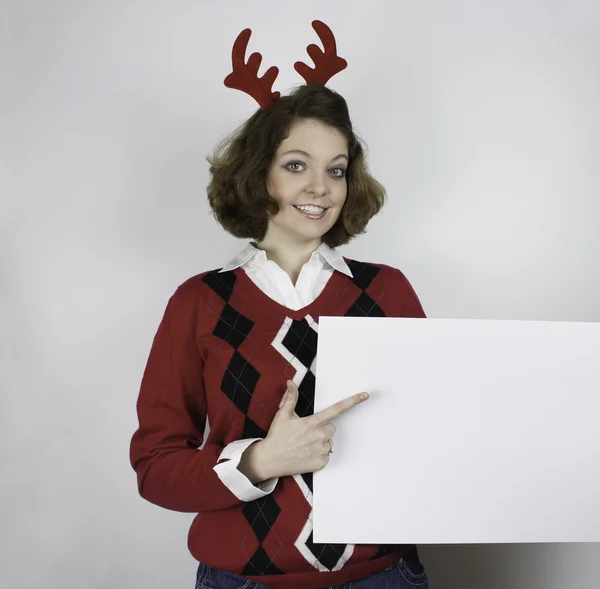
[243,380,369,481]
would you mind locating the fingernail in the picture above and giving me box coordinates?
[362,393,369,400]
[278,392,287,408]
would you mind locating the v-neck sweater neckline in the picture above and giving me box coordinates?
[232,263,351,319]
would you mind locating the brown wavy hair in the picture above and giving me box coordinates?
[206,84,386,248]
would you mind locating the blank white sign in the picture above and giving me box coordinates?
[312,317,600,544]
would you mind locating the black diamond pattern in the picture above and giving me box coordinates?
[242,415,267,440]
[295,371,315,418]
[220,350,260,415]
[281,319,318,368]
[345,291,385,317]
[241,546,285,576]
[202,269,236,302]
[213,303,254,349]
[305,530,347,570]
[242,496,284,576]
[301,471,313,494]
[344,261,385,317]
[243,495,282,543]
[347,260,380,290]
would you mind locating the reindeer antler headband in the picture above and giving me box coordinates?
[224,20,348,109]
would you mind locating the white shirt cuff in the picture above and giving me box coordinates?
[213,439,279,501]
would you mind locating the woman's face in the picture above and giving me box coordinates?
[263,118,348,247]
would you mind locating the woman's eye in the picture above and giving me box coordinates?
[285,162,304,172]
[284,162,346,177]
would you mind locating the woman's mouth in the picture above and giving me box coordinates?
[293,204,329,220]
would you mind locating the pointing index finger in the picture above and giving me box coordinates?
[310,392,369,424]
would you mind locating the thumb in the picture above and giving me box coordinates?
[277,380,298,414]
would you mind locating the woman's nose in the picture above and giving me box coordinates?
[305,171,329,196]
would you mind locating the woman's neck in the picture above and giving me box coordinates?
[254,238,322,286]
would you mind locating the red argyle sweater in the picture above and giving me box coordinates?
[130,259,427,589]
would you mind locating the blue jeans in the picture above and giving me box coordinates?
[195,548,429,589]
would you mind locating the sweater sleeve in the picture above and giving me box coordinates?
[129,285,270,513]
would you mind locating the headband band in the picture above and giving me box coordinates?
[224,20,348,109]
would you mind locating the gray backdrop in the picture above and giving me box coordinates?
[2,0,599,587]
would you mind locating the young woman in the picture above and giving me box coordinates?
[130,21,429,589]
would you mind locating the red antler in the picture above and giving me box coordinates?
[294,20,348,85]
[224,28,280,108]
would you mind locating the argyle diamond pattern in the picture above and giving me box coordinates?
[305,530,348,570]
[220,350,260,415]
[243,495,282,543]
[202,268,236,301]
[242,415,267,440]
[281,318,318,370]
[272,314,355,571]
[241,496,284,575]
[296,371,316,420]
[203,269,282,573]
[344,261,385,317]
[241,546,284,576]
[281,319,318,418]
[213,303,254,349]
[201,263,389,574]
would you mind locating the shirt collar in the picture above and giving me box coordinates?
[218,243,262,273]
[313,242,353,277]
[219,242,353,277]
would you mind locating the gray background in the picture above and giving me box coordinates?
[2,0,599,587]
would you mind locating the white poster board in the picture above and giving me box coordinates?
[313,317,600,544]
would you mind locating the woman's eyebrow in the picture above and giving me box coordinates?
[280,149,348,161]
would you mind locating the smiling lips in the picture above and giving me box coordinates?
[293,204,329,219]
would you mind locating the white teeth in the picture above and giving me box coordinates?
[295,205,326,214]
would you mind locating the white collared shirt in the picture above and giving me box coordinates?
[213,242,353,501]
[218,242,353,310]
